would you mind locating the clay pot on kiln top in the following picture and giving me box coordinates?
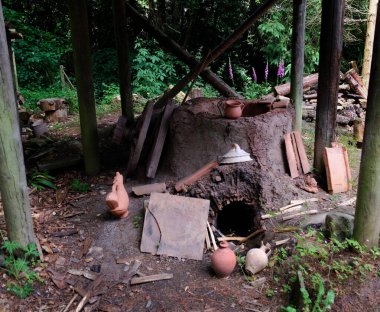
[211,241,237,278]
[224,100,245,119]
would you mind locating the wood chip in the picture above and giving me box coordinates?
[282,209,318,221]
[130,273,173,285]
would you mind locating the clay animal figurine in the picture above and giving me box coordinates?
[105,172,129,218]
[245,242,271,275]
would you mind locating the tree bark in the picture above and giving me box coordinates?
[112,0,134,122]
[68,0,100,175]
[361,0,378,88]
[0,6,36,246]
[126,3,241,98]
[290,0,306,131]
[313,0,345,177]
[353,2,380,247]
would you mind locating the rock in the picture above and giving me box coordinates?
[325,212,354,241]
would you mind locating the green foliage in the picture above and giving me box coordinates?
[98,83,120,106]
[133,215,143,229]
[3,7,71,88]
[132,38,185,98]
[28,170,56,190]
[244,81,273,99]
[1,240,43,298]
[266,288,275,298]
[71,178,90,193]
[21,86,78,112]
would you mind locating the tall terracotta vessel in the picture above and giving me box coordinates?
[211,241,236,278]
[106,172,129,218]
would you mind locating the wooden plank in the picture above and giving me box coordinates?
[292,131,310,174]
[290,132,302,174]
[284,133,299,178]
[132,182,166,196]
[146,102,176,178]
[175,160,219,192]
[126,101,155,176]
[323,146,352,194]
[130,273,173,285]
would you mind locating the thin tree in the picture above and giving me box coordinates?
[353,2,380,247]
[362,0,378,88]
[290,0,306,131]
[112,0,134,123]
[68,0,100,175]
[0,4,37,246]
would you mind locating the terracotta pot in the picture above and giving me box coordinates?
[224,100,245,119]
[106,172,129,218]
[211,241,236,278]
[245,242,271,275]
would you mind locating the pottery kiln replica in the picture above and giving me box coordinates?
[161,97,308,236]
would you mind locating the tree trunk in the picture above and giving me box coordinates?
[0,6,36,246]
[313,0,345,177]
[353,2,380,247]
[290,0,306,131]
[126,3,241,98]
[112,0,134,123]
[361,0,378,88]
[68,0,100,175]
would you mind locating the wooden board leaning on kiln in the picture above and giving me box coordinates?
[140,193,210,260]
[323,144,352,194]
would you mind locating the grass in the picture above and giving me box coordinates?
[272,228,379,311]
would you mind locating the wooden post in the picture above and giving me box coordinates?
[0,6,37,246]
[290,0,306,131]
[60,65,65,90]
[68,0,100,175]
[112,0,134,123]
[313,0,345,176]
[353,2,380,247]
[362,0,378,88]
[125,3,241,99]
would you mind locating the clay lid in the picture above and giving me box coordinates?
[219,143,253,164]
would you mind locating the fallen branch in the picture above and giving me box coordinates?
[239,228,265,244]
[75,275,103,312]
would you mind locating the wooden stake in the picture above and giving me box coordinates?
[207,222,218,250]
[62,294,78,312]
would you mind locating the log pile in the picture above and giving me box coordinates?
[302,69,367,127]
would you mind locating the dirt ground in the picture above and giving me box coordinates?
[0,110,379,312]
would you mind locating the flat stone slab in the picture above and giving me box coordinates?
[140,192,210,260]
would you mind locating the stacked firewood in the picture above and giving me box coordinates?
[302,69,367,127]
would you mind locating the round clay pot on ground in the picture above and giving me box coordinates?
[211,241,237,278]
[245,242,271,275]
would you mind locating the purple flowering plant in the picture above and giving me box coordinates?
[277,59,285,79]
[252,67,257,83]
[228,57,234,85]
